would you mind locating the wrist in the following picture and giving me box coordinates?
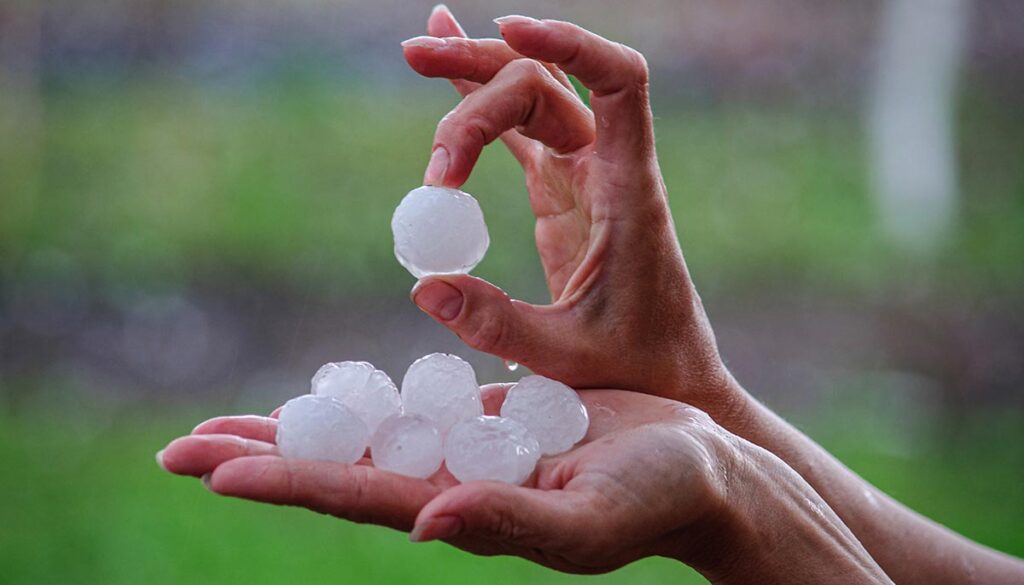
[654,418,748,580]
[676,436,892,585]
[686,368,758,437]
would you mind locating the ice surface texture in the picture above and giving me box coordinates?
[311,361,402,435]
[501,375,589,455]
[401,353,482,436]
[445,415,541,485]
[370,414,444,478]
[276,394,369,464]
[391,186,489,278]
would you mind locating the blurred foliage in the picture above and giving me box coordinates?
[2,77,1021,304]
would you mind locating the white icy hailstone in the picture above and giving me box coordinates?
[391,186,489,278]
[370,414,444,478]
[401,353,482,436]
[445,415,541,485]
[500,375,589,456]
[276,394,369,464]
[311,361,402,435]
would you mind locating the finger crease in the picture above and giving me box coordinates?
[558,41,584,75]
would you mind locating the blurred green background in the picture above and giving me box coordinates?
[1,1,1022,583]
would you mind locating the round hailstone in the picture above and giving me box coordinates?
[445,416,541,485]
[370,414,444,479]
[311,361,402,435]
[500,375,589,456]
[391,186,489,278]
[276,394,369,464]
[401,353,482,436]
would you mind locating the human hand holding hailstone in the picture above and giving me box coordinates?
[401,10,734,420]
[158,7,1024,583]
[158,9,894,583]
[162,385,888,581]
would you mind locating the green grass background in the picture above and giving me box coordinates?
[0,409,1020,584]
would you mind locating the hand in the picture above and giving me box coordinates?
[402,9,736,414]
[158,388,727,574]
[158,387,890,583]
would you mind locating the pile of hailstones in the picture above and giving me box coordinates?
[277,354,589,485]
[277,186,589,485]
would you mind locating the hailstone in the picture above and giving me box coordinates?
[370,414,444,478]
[276,394,369,464]
[500,375,589,455]
[391,186,489,278]
[400,353,482,436]
[444,415,541,485]
[311,361,401,435]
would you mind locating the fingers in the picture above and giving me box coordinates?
[192,415,277,443]
[159,434,277,477]
[421,4,539,165]
[403,37,525,85]
[423,5,575,93]
[495,16,654,156]
[424,59,594,186]
[425,4,478,96]
[411,274,577,366]
[207,456,441,531]
[411,481,587,552]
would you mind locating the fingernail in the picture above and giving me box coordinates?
[430,3,449,17]
[493,15,541,27]
[423,146,449,186]
[155,449,167,471]
[413,280,463,321]
[410,515,463,543]
[201,473,213,491]
[401,36,448,50]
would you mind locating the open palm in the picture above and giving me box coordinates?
[159,387,728,574]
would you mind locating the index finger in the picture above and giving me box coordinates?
[426,5,574,94]
[208,456,444,532]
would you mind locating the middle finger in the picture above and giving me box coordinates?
[403,36,577,94]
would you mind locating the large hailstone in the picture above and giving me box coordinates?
[370,414,444,479]
[500,375,590,455]
[391,186,489,278]
[311,361,402,435]
[400,353,482,436]
[276,394,369,464]
[444,415,541,485]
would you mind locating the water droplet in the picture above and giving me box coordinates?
[503,360,519,372]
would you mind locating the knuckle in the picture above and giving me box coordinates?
[438,115,488,149]
[463,312,507,354]
[283,460,302,503]
[347,466,371,509]
[327,465,374,524]
[620,44,649,84]
[464,489,518,540]
[503,58,549,84]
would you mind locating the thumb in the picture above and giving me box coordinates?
[411,274,574,365]
[409,481,585,549]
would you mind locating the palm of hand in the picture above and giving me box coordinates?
[160,388,722,574]
[524,152,593,301]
